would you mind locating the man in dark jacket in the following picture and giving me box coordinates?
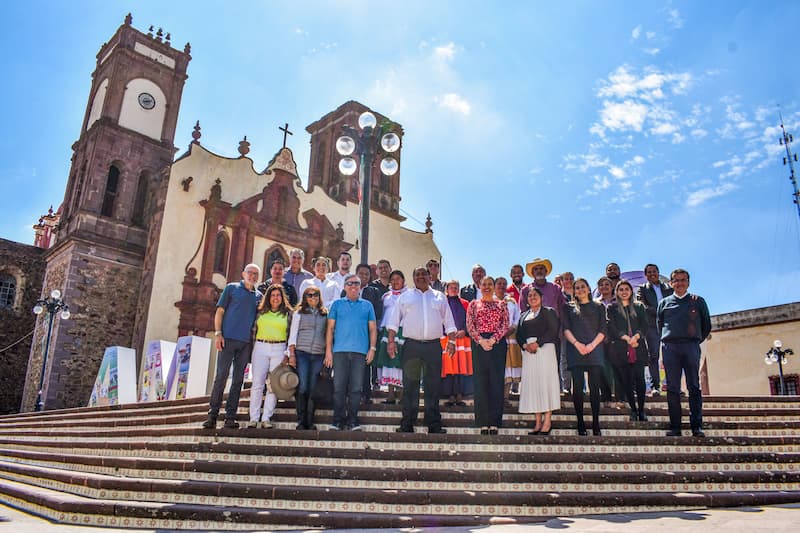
[657,268,711,437]
[636,263,674,395]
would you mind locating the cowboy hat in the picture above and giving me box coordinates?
[269,365,299,401]
[525,258,552,278]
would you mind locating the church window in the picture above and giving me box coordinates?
[132,172,149,227]
[0,274,16,309]
[264,246,287,273]
[213,232,229,276]
[100,165,121,217]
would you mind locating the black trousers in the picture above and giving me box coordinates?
[472,336,507,428]
[400,339,444,431]
[612,361,647,413]
[571,366,602,431]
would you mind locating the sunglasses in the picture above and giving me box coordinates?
[306,293,320,298]
[345,281,361,287]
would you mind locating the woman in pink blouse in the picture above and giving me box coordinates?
[467,276,510,435]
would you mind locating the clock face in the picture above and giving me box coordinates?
[138,92,156,110]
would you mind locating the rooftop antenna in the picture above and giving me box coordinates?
[778,109,800,223]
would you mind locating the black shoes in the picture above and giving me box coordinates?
[488,428,499,435]
[382,399,396,405]
[592,428,602,436]
[480,428,489,435]
[395,426,414,433]
[528,428,541,435]
[692,428,706,437]
[223,418,239,429]
[666,429,682,436]
[638,412,648,422]
[428,427,447,434]
[578,429,588,436]
[201,416,217,429]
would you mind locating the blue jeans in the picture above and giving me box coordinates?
[332,351,366,427]
[295,350,324,395]
[662,342,703,431]
[208,338,251,420]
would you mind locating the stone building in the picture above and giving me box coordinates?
[703,302,800,395]
[15,15,440,411]
[0,238,45,414]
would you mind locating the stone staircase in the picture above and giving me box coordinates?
[0,392,798,530]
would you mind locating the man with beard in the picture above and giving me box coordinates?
[506,264,526,304]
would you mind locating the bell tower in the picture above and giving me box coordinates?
[22,14,191,411]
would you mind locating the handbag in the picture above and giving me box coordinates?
[625,307,637,364]
[311,366,334,407]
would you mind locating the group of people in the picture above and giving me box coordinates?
[202,249,711,438]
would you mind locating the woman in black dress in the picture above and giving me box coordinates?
[607,280,650,422]
[562,278,608,436]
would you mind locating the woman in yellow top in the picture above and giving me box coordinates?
[249,284,292,428]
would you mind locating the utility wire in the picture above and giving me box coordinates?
[0,329,34,354]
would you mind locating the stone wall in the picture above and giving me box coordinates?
[0,238,45,414]
[21,241,141,411]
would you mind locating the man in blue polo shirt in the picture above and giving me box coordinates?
[325,274,377,431]
[202,263,262,430]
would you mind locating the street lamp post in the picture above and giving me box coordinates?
[32,289,70,411]
[335,111,400,265]
[764,339,794,395]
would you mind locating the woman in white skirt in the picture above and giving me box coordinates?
[249,284,292,429]
[517,287,561,435]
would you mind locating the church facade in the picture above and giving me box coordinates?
[19,15,440,412]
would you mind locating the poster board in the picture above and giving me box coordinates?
[164,336,212,400]
[88,346,137,407]
[139,340,177,402]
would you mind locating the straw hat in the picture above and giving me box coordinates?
[269,365,299,401]
[525,258,553,278]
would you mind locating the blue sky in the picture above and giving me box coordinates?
[2,1,799,315]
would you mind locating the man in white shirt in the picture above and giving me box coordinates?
[327,251,352,292]
[387,266,456,434]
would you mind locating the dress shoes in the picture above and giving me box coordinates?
[488,427,499,435]
[638,412,648,422]
[395,426,414,433]
[577,429,588,436]
[665,429,682,436]
[480,428,489,435]
[382,399,396,405]
[223,419,239,429]
[455,401,467,407]
[528,428,541,435]
[428,427,447,434]
[201,416,217,429]
[691,428,706,437]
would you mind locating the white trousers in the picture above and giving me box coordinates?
[249,341,287,422]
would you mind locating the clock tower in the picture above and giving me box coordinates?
[21,14,191,411]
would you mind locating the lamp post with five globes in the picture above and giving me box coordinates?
[33,289,70,411]
[764,339,794,395]
[335,111,400,265]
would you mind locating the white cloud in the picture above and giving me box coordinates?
[631,155,646,165]
[435,93,471,115]
[644,48,661,56]
[599,100,648,131]
[434,42,457,61]
[609,166,626,179]
[632,26,642,40]
[667,8,684,29]
[651,122,678,135]
[691,128,708,138]
[686,183,737,207]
